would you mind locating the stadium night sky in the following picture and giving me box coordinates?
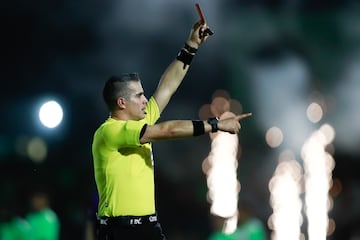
[1,0,359,239]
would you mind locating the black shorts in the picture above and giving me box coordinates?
[97,214,166,240]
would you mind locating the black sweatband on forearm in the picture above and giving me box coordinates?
[192,120,205,136]
[176,49,194,69]
[183,43,198,54]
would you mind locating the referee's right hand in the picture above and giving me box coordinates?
[218,112,252,134]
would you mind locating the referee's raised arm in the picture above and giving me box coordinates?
[153,20,212,113]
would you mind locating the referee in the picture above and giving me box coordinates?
[91,19,252,240]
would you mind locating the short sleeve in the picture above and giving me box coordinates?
[103,120,146,148]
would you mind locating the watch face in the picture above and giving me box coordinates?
[208,117,218,124]
[208,117,218,132]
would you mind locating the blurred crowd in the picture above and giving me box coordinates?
[0,191,60,240]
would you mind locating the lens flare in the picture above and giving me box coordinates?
[268,155,303,240]
[203,112,240,234]
[301,124,336,240]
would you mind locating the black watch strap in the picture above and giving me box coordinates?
[207,117,219,132]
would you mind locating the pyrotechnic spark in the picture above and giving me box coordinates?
[301,124,336,240]
[203,111,240,234]
[268,151,303,240]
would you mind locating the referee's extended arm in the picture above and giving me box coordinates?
[140,113,252,144]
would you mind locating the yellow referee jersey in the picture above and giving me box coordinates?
[92,97,160,217]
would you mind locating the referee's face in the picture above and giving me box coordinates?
[125,81,148,120]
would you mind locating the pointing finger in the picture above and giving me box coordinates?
[236,113,252,121]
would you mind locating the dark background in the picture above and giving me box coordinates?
[1,0,360,239]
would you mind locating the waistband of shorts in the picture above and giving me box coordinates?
[99,213,158,226]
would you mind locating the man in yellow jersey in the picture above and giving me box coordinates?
[92,19,252,240]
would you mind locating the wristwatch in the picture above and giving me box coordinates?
[207,117,219,132]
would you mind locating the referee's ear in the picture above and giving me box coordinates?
[116,97,126,110]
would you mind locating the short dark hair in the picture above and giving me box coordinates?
[103,73,141,111]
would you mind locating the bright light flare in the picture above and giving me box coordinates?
[306,102,323,123]
[27,137,47,163]
[268,154,303,240]
[301,124,336,240]
[266,127,284,148]
[210,97,230,117]
[38,100,63,128]
[203,111,240,234]
[15,136,48,162]
[206,128,239,218]
[200,91,246,235]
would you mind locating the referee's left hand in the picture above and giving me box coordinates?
[187,21,212,49]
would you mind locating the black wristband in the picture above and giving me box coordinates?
[207,117,219,132]
[192,120,205,136]
[176,49,194,69]
[183,43,198,54]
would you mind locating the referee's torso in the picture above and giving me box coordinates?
[92,97,160,217]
